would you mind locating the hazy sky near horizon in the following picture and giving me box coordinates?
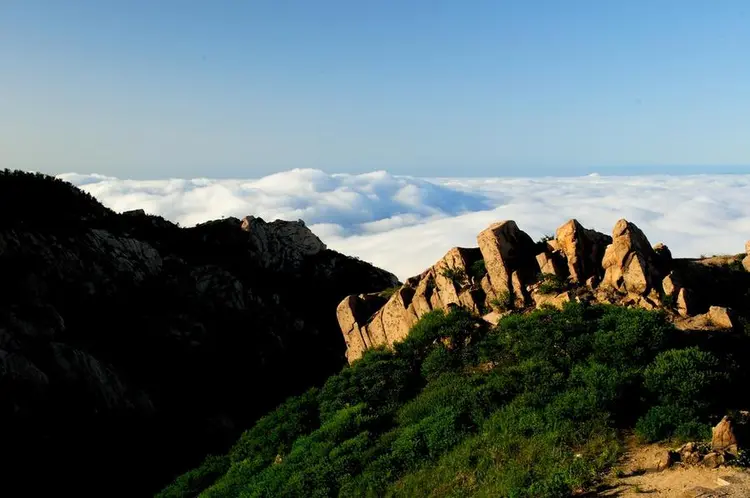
[3,1,750,179]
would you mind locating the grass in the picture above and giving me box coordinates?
[379,285,402,299]
[158,301,743,498]
[536,273,570,295]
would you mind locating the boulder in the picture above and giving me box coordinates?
[536,251,567,279]
[601,219,662,296]
[481,311,508,326]
[662,272,695,316]
[654,450,675,471]
[712,416,739,455]
[708,306,736,329]
[431,247,483,313]
[701,451,725,469]
[555,219,611,284]
[477,221,538,307]
[676,288,694,317]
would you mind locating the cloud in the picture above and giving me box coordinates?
[58,169,750,281]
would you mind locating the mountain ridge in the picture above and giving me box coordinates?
[0,169,399,497]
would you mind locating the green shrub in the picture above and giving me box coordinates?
[155,455,230,498]
[537,273,569,295]
[440,266,468,287]
[161,302,743,498]
[318,348,415,421]
[643,347,726,411]
[469,259,487,281]
[229,388,320,463]
[490,289,515,311]
[378,285,401,299]
[635,405,699,442]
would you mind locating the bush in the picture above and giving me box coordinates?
[378,285,401,299]
[490,290,515,311]
[229,388,320,464]
[643,347,727,411]
[635,405,701,443]
[155,455,230,498]
[537,273,569,295]
[469,259,487,281]
[162,302,740,498]
[319,348,415,421]
[440,266,468,286]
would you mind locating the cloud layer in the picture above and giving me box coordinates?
[59,169,750,281]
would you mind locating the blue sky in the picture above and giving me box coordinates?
[2,1,750,179]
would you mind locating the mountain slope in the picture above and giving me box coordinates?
[0,169,399,497]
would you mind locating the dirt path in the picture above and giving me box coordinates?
[593,438,750,497]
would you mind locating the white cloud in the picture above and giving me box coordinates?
[58,169,750,281]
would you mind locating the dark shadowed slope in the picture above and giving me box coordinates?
[0,169,399,497]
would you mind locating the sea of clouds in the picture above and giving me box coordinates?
[59,169,750,281]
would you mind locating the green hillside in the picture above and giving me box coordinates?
[158,302,750,497]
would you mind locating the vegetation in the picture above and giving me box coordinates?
[469,259,487,281]
[536,273,570,295]
[490,289,515,311]
[160,301,742,497]
[440,266,468,287]
[379,285,402,299]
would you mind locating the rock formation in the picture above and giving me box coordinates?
[338,217,750,363]
[555,219,612,284]
[0,170,398,496]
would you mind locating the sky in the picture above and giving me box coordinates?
[3,1,750,179]
[61,169,750,280]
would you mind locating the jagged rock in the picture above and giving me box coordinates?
[674,306,737,331]
[555,219,611,283]
[536,251,567,278]
[713,416,739,455]
[240,215,327,270]
[601,219,662,296]
[336,293,389,363]
[481,311,507,326]
[662,272,695,316]
[654,242,673,261]
[431,247,483,313]
[340,247,486,362]
[709,306,736,329]
[477,221,538,307]
[676,288,694,317]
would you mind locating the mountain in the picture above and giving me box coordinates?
[158,218,750,498]
[0,169,399,497]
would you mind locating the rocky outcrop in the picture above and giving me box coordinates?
[337,247,482,363]
[338,216,750,363]
[240,215,327,270]
[555,219,611,284]
[601,219,664,297]
[0,170,398,497]
[713,416,739,455]
[477,221,538,307]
